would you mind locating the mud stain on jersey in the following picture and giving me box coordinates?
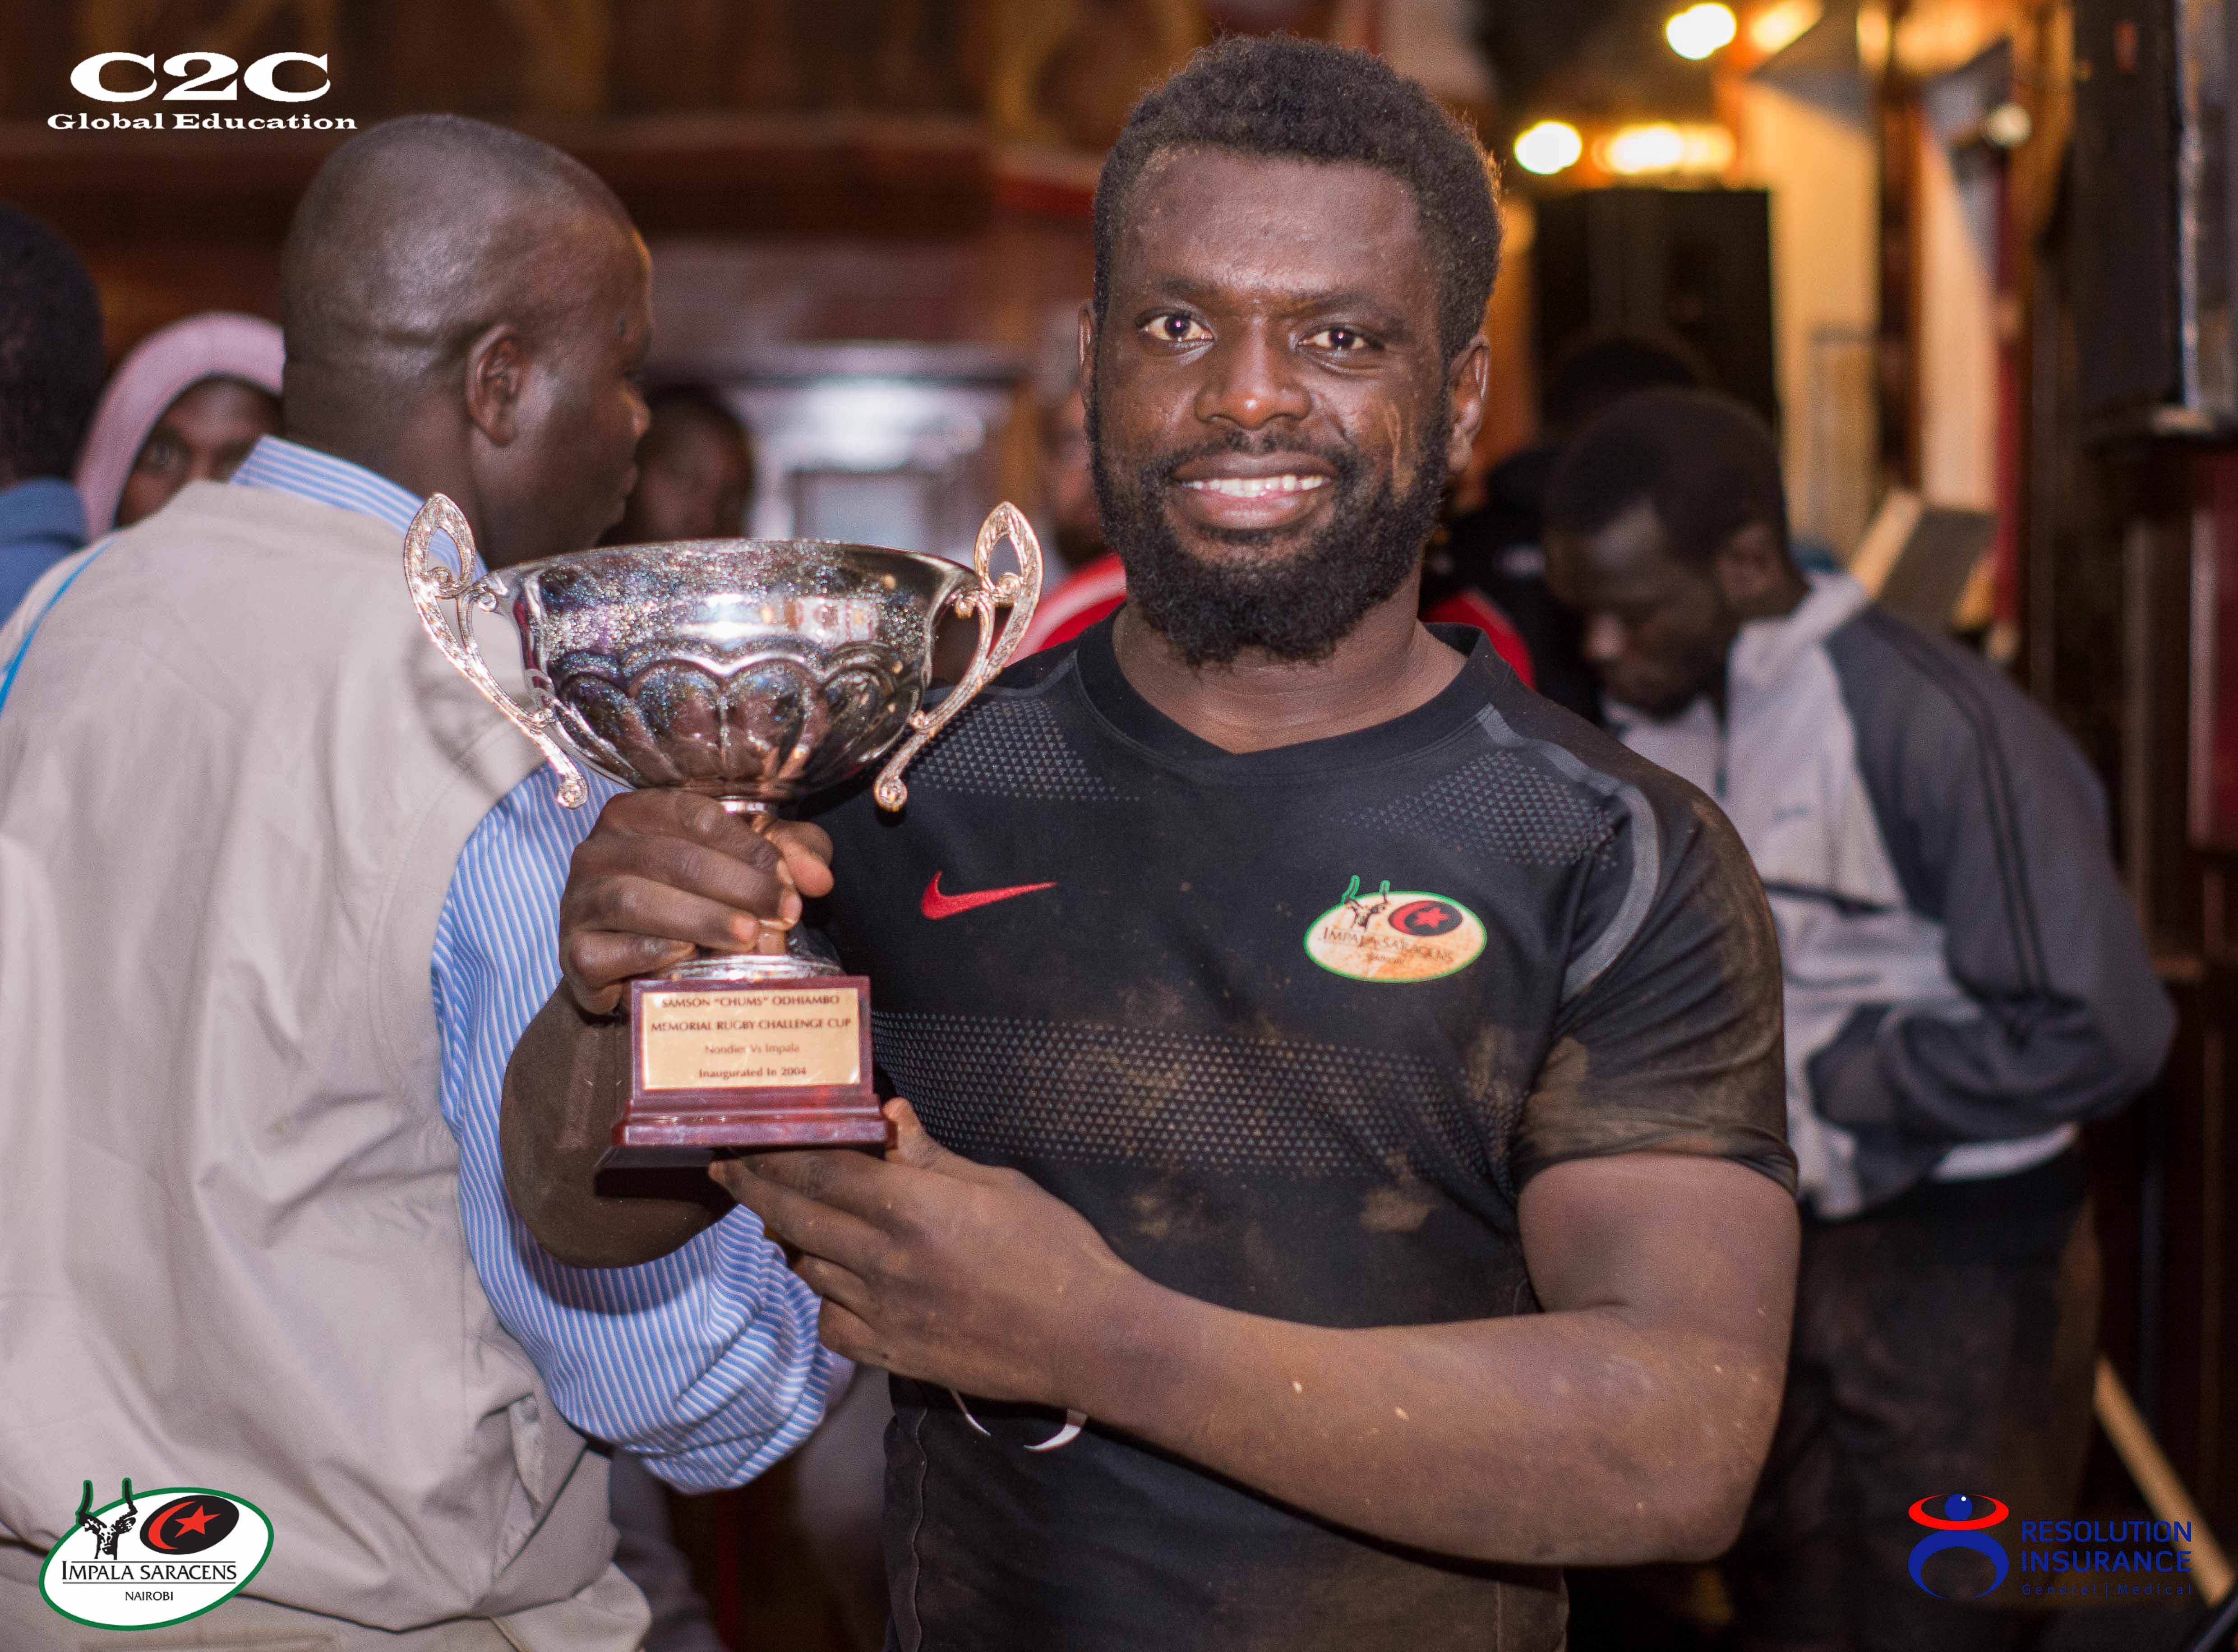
[1360,1181,1437,1233]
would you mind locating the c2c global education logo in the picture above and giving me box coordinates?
[1907,1493,2012,1599]
[51,51,359,132]
[40,1478,273,1631]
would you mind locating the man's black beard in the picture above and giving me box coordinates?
[1088,406,1450,668]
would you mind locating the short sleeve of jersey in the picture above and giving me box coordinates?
[1514,764,1796,1195]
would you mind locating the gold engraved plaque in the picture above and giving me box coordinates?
[638,986,865,1092]
[623,975,880,1156]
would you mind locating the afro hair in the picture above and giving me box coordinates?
[1093,35,1501,363]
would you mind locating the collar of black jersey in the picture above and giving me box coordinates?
[1069,613,1500,783]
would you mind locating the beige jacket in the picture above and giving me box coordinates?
[0,481,643,1646]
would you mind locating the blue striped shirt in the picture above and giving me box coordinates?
[233,436,841,1489]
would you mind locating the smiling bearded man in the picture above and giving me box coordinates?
[1089,300,1450,667]
[498,37,1802,1652]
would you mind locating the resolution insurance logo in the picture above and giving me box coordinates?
[1908,1493,2011,1599]
[52,50,356,131]
[41,1478,272,1630]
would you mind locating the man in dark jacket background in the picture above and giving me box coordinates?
[1547,388,2175,1652]
[1426,332,1708,723]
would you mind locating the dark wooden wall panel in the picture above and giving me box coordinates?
[2060,464,2238,1540]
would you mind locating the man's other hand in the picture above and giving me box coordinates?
[712,1100,1138,1409]
[558,790,835,1014]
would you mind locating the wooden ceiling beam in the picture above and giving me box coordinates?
[0,112,992,245]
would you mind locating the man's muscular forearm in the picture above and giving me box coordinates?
[502,988,727,1267]
[723,1124,1799,1568]
[1069,1237,1786,1564]
[1104,1156,1795,1564]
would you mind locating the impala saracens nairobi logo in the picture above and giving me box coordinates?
[1305,877,1487,983]
[41,1478,272,1631]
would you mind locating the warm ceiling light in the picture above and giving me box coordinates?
[1748,0,1821,54]
[1602,123,1688,172]
[1514,120,1584,175]
[1598,122,1736,175]
[1681,124,1738,169]
[1666,2,1738,58]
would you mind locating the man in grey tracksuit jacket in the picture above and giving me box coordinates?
[1546,391,2173,1650]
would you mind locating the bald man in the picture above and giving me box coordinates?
[0,116,835,1649]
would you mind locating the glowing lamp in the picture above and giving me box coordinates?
[1514,120,1584,176]
[1603,123,1687,173]
[1983,101,2032,148]
[1597,122,1736,176]
[1666,2,1738,58]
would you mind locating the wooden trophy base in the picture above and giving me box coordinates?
[599,973,889,1169]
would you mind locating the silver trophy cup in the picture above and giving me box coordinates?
[401,492,1042,1153]
[403,493,1083,1450]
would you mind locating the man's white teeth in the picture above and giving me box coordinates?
[1183,474,1330,499]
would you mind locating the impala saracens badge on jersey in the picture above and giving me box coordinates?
[41,1479,272,1631]
[1305,877,1488,983]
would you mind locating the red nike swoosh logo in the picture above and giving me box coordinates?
[921,872,1057,920]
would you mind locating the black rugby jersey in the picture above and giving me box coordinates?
[808,618,1793,1652]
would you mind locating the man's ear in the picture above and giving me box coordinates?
[462,323,527,448]
[1445,335,1490,474]
[1712,520,1791,613]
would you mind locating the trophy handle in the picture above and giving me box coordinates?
[872,501,1045,811]
[402,493,589,808]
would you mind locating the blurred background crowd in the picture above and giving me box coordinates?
[3,0,2237,1645]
